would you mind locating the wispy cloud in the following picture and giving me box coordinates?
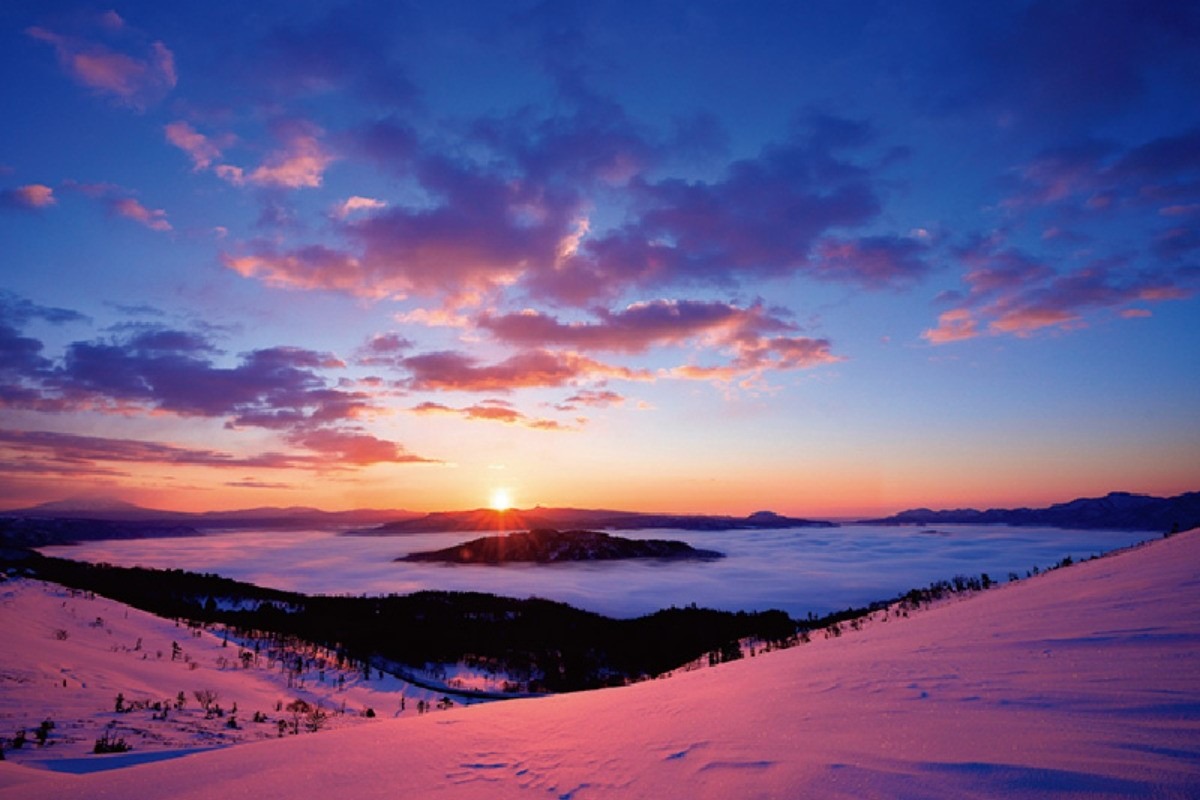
[110,197,171,231]
[164,121,229,171]
[411,400,575,431]
[27,12,176,111]
[332,196,387,219]
[401,349,650,392]
[60,180,172,232]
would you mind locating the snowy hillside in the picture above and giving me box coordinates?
[0,579,482,774]
[2,530,1199,798]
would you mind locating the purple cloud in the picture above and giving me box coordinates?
[0,307,431,468]
[925,240,1193,343]
[226,110,910,308]
[478,300,792,354]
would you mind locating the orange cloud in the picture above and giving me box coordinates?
[410,400,574,431]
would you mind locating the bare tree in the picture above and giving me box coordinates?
[193,688,219,714]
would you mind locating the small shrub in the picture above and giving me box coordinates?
[93,728,130,754]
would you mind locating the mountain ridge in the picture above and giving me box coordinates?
[862,490,1200,531]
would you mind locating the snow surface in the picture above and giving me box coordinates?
[3,530,1198,797]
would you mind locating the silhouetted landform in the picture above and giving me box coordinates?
[354,507,836,535]
[0,547,793,693]
[398,529,724,564]
[864,491,1200,532]
[2,497,420,530]
[0,517,200,547]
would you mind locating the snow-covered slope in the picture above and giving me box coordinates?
[0,579,479,775]
[3,530,1199,799]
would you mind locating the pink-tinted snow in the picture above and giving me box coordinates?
[2,530,1198,798]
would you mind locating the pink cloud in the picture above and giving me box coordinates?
[286,428,433,465]
[401,349,650,392]
[223,245,376,297]
[333,196,387,219]
[556,389,625,411]
[922,309,980,344]
[1,184,56,209]
[477,300,840,384]
[246,131,335,189]
[0,426,430,475]
[58,180,171,232]
[164,122,228,170]
[988,307,1081,336]
[810,235,929,289]
[27,22,176,110]
[478,300,791,355]
[224,114,904,308]
[110,197,171,231]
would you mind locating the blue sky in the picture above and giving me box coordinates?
[1,0,1197,514]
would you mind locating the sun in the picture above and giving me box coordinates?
[489,488,513,512]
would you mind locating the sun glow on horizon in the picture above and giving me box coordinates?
[489,488,513,512]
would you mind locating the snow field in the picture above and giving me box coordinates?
[1,529,1198,798]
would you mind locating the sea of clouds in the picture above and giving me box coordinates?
[41,525,1154,618]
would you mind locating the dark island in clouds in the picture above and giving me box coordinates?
[398,528,725,564]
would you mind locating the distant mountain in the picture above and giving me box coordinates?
[11,497,184,521]
[0,517,200,547]
[863,491,1200,532]
[1,499,420,529]
[351,507,837,535]
[397,529,725,564]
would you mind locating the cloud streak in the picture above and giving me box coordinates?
[411,400,575,431]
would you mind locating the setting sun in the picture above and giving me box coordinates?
[490,488,513,511]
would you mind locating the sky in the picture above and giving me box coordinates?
[0,0,1197,517]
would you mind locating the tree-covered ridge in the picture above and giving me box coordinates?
[0,548,792,693]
